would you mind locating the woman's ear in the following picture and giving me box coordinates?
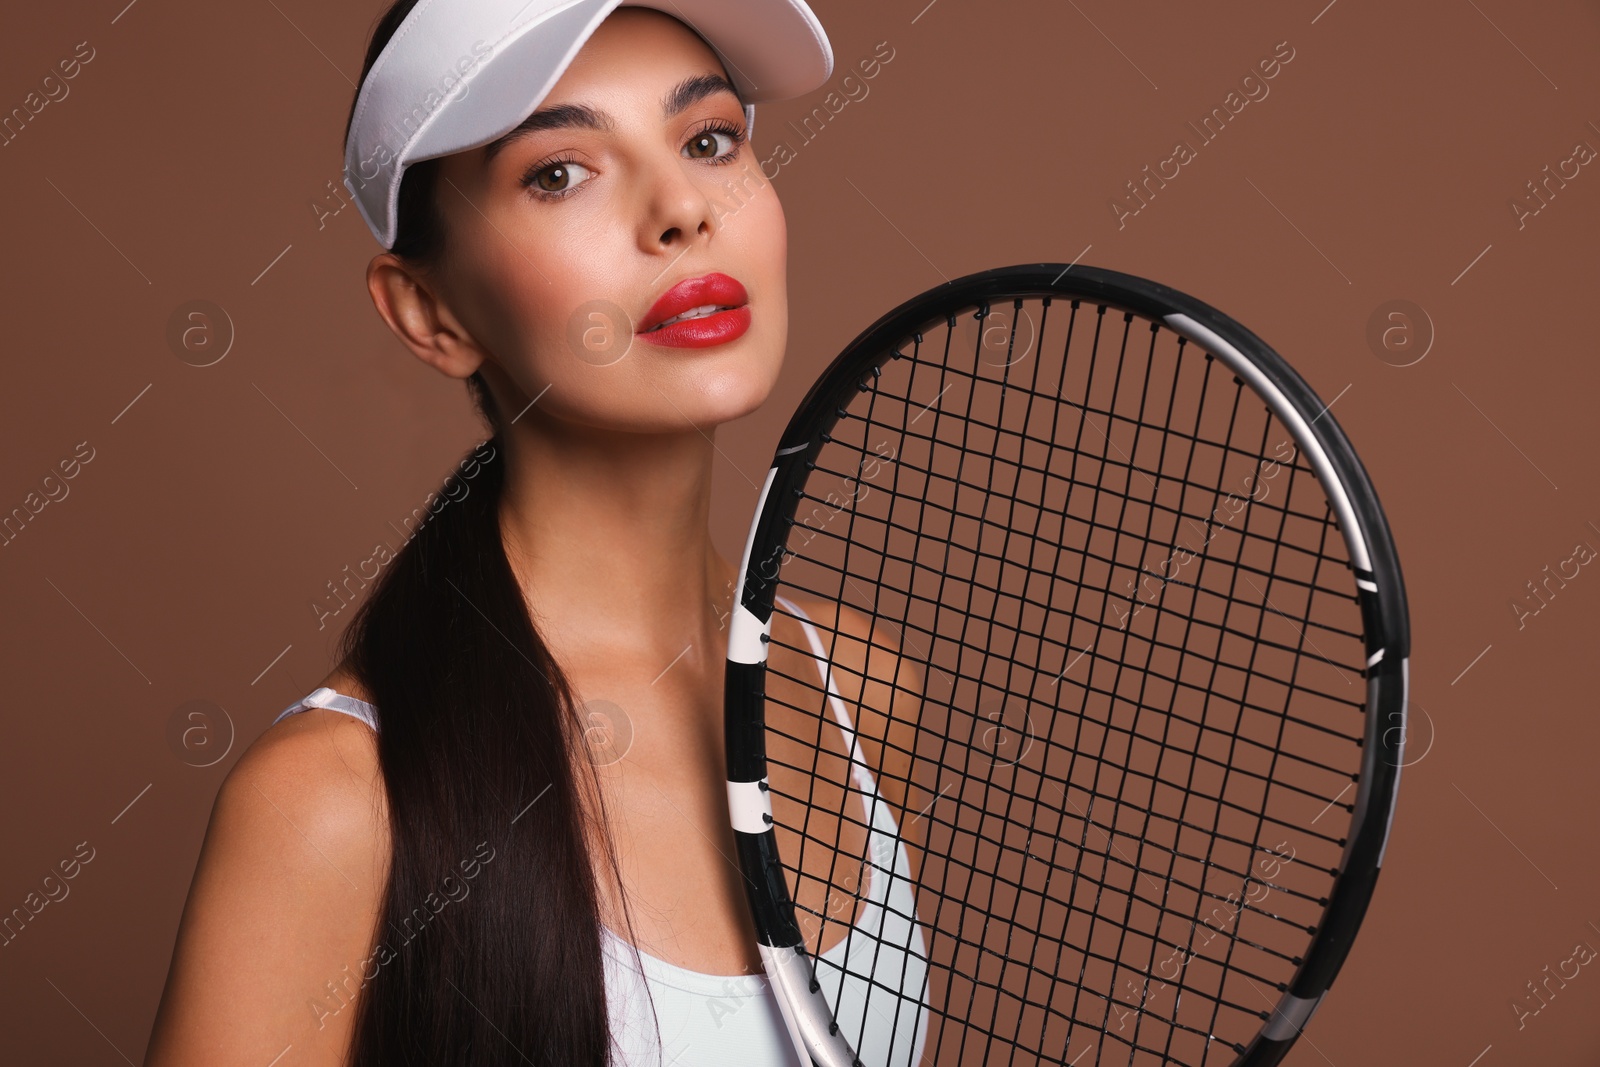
[365,252,485,382]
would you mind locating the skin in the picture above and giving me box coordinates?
[145,11,921,1065]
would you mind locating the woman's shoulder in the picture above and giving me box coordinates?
[774,592,925,705]
[773,592,922,821]
[239,662,389,852]
[146,665,389,1064]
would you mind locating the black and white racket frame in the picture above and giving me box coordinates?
[723,263,1410,1067]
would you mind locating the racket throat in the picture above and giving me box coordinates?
[760,941,858,1067]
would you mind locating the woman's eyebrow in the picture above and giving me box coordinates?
[482,73,739,165]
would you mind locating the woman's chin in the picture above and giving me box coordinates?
[648,340,782,423]
[536,372,774,438]
[659,368,777,430]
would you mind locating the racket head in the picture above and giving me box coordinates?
[724,263,1409,1067]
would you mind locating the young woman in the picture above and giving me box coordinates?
[145,2,926,1065]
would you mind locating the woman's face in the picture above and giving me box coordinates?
[422,8,788,436]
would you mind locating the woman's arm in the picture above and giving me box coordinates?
[144,713,391,1067]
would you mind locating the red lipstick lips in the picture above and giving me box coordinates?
[637,271,751,348]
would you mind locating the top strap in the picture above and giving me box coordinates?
[273,686,379,732]
[772,594,910,912]
[771,595,876,800]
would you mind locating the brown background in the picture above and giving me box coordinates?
[2,0,1597,1062]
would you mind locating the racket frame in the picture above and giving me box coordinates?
[724,263,1410,1067]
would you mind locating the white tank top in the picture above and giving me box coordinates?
[272,595,929,1066]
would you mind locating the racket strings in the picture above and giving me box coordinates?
[762,296,1368,1064]
[783,411,1364,820]
[811,347,1358,610]
[1170,480,1352,1061]
[774,505,1324,1055]
[1077,360,1286,1052]
[761,632,1342,904]
[775,507,1365,774]
[792,469,1363,647]
[1126,399,1347,1061]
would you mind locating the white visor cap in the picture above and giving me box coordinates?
[343,0,834,249]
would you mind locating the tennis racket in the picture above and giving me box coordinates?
[722,263,1409,1067]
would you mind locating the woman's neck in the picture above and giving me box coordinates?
[495,418,738,671]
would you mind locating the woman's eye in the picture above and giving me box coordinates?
[525,159,592,197]
[684,128,739,160]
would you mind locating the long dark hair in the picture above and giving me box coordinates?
[332,3,641,1062]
